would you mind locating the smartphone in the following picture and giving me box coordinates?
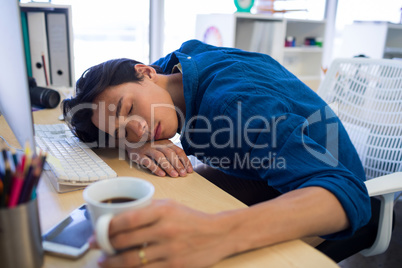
[42,204,93,258]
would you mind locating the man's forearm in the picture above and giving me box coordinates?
[218,186,349,255]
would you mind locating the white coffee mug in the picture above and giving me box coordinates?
[83,177,154,255]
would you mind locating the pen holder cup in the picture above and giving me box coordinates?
[0,199,43,268]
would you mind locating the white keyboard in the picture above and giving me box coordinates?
[34,124,117,186]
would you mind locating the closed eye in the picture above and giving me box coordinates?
[124,104,134,138]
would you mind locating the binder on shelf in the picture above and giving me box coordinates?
[249,21,264,53]
[27,11,50,87]
[46,12,71,87]
[249,21,274,55]
[259,23,274,55]
[20,11,32,78]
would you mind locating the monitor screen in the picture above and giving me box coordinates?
[0,0,35,151]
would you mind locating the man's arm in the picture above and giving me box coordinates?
[222,186,349,254]
[95,186,348,268]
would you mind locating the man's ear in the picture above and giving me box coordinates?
[134,64,157,80]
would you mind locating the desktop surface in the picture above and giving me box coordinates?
[0,109,338,268]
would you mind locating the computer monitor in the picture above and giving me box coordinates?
[0,0,35,151]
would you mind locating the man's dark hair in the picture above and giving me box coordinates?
[62,58,164,147]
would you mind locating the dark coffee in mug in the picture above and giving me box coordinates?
[101,197,137,204]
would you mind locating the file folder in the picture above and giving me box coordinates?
[47,13,71,87]
[20,11,32,78]
[27,12,50,87]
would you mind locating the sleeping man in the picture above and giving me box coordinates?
[63,40,371,267]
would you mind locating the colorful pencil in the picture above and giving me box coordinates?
[18,163,34,204]
[0,145,46,208]
[41,54,49,86]
[10,147,18,167]
[30,153,46,201]
[0,175,4,207]
[2,158,11,207]
[8,163,24,208]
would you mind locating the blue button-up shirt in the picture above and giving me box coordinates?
[153,40,371,239]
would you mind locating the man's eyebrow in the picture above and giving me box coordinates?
[114,97,123,138]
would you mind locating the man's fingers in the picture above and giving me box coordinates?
[108,200,162,236]
[126,141,192,177]
[146,151,180,178]
[88,234,99,249]
[152,142,193,174]
[98,243,169,268]
[172,147,193,173]
[158,147,187,176]
[129,153,166,176]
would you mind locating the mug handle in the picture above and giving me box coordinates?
[96,214,115,255]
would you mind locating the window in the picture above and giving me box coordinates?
[332,0,402,59]
[163,0,235,55]
[41,0,150,80]
[273,0,325,20]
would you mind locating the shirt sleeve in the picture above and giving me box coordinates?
[248,112,371,239]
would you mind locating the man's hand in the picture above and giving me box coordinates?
[89,188,350,268]
[91,199,235,268]
[125,140,193,177]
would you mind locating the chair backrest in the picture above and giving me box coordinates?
[317,58,402,180]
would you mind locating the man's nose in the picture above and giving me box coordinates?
[126,116,148,140]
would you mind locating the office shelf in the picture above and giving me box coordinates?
[19,2,75,88]
[196,13,326,91]
[340,21,402,60]
[283,47,323,53]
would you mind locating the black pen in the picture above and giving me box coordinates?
[2,156,11,207]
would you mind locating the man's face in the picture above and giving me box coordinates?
[91,79,179,144]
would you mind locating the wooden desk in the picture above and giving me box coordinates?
[0,108,337,268]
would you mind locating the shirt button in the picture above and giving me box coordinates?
[187,56,191,59]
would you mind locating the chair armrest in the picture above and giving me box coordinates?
[364,172,402,197]
[360,172,401,256]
